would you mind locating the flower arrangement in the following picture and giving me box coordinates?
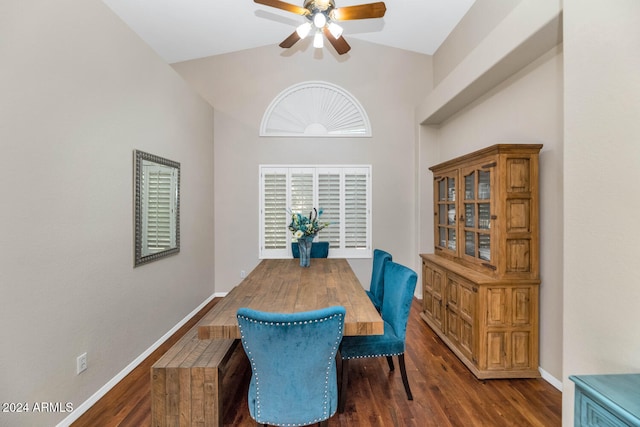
[288,208,329,240]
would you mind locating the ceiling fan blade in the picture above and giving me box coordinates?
[254,0,310,15]
[323,27,351,55]
[279,31,302,48]
[332,2,386,20]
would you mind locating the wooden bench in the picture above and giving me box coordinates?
[151,325,238,427]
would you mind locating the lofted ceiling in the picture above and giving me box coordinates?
[101,0,475,64]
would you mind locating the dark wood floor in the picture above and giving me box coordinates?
[72,298,562,427]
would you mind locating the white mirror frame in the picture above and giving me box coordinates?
[134,150,180,267]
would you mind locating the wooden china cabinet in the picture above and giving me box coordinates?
[420,144,542,379]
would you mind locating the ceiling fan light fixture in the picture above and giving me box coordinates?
[296,22,312,38]
[313,12,327,28]
[328,22,343,38]
[313,31,324,48]
[257,0,385,55]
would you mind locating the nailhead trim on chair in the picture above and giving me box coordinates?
[238,312,344,427]
[341,351,403,360]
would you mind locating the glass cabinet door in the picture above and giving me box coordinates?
[435,173,457,253]
[461,166,492,262]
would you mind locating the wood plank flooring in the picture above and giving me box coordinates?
[72,298,562,426]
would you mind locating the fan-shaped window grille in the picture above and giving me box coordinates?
[260,81,371,137]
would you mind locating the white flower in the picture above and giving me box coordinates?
[294,230,304,239]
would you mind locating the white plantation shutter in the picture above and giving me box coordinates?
[142,164,177,255]
[260,165,371,259]
[262,170,288,250]
[318,171,341,249]
[290,170,314,218]
[345,170,369,250]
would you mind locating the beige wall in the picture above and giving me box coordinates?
[433,0,523,85]
[0,1,214,425]
[173,39,432,291]
[563,0,640,424]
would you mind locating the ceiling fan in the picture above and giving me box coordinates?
[254,0,387,55]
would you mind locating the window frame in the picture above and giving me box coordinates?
[141,163,178,255]
[259,165,372,259]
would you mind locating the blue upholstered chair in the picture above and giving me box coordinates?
[237,306,346,427]
[291,241,330,258]
[338,261,417,413]
[365,249,392,311]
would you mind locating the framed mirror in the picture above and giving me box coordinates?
[134,150,180,266]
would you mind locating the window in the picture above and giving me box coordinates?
[260,165,371,259]
[141,163,178,255]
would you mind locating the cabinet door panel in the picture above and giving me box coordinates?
[445,276,460,343]
[460,285,474,318]
[506,199,531,232]
[486,332,508,370]
[460,320,474,359]
[424,292,433,313]
[447,277,458,306]
[506,239,532,273]
[447,310,460,343]
[432,268,444,329]
[423,262,433,316]
[433,268,444,296]
[486,288,508,327]
[511,331,531,368]
[423,262,444,331]
[459,285,475,358]
[512,288,532,325]
[506,158,531,193]
[446,275,475,359]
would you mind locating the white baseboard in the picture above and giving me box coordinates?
[539,367,563,391]
[56,293,220,427]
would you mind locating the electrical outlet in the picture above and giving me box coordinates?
[76,353,87,374]
[240,270,246,278]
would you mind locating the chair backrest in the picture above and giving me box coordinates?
[369,249,392,307]
[380,261,417,342]
[237,306,345,425]
[291,241,330,258]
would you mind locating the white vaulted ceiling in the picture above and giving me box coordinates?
[101,0,475,63]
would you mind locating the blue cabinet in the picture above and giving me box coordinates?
[570,374,640,426]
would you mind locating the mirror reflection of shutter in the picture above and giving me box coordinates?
[143,165,175,254]
[318,170,341,249]
[345,170,369,249]
[263,171,288,250]
[290,170,314,241]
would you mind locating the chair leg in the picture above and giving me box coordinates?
[338,358,349,413]
[386,355,395,371]
[398,354,413,400]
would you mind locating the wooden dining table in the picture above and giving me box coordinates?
[198,258,384,340]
